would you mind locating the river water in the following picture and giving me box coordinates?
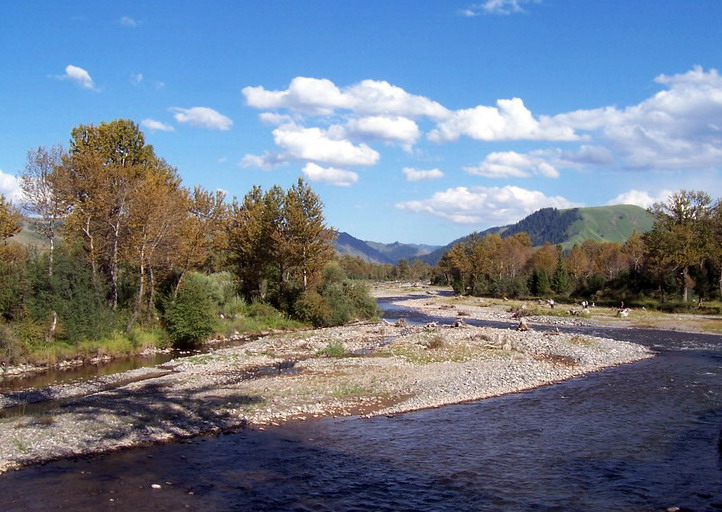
[0,298,721,511]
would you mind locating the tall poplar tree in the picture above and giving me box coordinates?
[20,145,68,276]
[646,190,711,302]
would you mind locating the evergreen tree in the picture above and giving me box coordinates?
[552,256,572,295]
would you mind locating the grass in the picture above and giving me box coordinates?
[218,315,305,337]
[317,340,348,358]
[332,382,371,398]
[386,340,497,365]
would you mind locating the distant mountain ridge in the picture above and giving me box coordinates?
[335,204,656,266]
[334,232,442,265]
[419,204,656,265]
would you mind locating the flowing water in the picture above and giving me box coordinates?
[0,298,721,511]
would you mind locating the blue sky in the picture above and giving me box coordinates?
[2,0,721,245]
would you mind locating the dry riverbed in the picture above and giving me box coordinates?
[0,288,653,474]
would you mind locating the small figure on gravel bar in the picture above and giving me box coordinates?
[517,317,531,331]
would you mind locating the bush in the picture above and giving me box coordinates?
[295,290,331,327]
[26,245,115,344]
[0,323,25,364]
[163,274,218,348]
[317,340,347,357]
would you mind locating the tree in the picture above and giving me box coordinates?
[708,200,722,300]
[53,119,178,309]
[0,194,21,242]
[226,185,281,301]
[276,178,336,292]
[20,145,68,275]
[647,190,712,302]
[551,256,572,295]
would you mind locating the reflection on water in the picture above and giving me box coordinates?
[0,298,721,511]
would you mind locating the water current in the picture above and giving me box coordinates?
[0,297,721,511]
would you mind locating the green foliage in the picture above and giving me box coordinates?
[316,340,347,357]
[162,273,218,348]
[27,245,115,344]
[0,244,28,321]
[552,257,572,295]
[295,290,331,327]
[0,323,25,364]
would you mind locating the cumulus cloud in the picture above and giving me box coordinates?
[141,119,174,132]
[171,107,233,131]
[345,116,420,150]
[270,123,379,167]
[428,97,578,142]
[59,65,96,90]
[243,77,448,119]
[302,163,359,187]
[555,66,722,171]
[606,189,675,209]
[396,185,580,225]
[0,170,22,203]
[130,73,143,86]
[465,151,559,178]
[461,0,541,16]
[402,167,444,182]
[241,151,290,170]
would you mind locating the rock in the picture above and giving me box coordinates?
[394,318,408,328]
[151,484,162,489]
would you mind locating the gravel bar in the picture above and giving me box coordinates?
[0,293,652,474]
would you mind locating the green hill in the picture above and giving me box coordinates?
[422,204,656,265]
[8,218,51,249]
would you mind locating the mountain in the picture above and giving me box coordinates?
[363,240,440,263]
[334,232,442,265]
[420,204,656,265]
[334,232,393,264]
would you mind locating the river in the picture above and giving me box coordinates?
[0,298,720,511]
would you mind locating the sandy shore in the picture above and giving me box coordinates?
[0,287,653,474]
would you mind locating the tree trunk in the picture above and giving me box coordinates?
[48,236,54,277]
[128,250,145,331]
[682,267,690,302]
[110,220,120,310]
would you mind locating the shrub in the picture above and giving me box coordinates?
[317,340,347,357]
[295,290,331,327]
[163,275,218,348]
[0,323,25,364]
[247,301,281,318]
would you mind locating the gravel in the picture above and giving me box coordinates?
[0,294,652,474]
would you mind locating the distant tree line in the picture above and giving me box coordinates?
[435,191,722,307]
[0,119,378,362]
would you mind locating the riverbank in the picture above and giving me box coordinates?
[0,288,652,474]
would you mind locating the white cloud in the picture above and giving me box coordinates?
[130,73,143,86]
[241,152,290,170]
[171,107,233,131]
[428,97,578,142]
[402,167,444,182]
[270,123,379,167]
[396,185,580,225]
[462,0,541,16]
[259,112,295,125]
[243,77,448,119]
[0,170,22,203]
[141,119,174,132]
[345,116,420,150]
[60,65,96,90]
[120,16,140,27]
[465,151,559,178]
[555,66,722,171]
[302,163,358,187]
[607,189,675,209]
